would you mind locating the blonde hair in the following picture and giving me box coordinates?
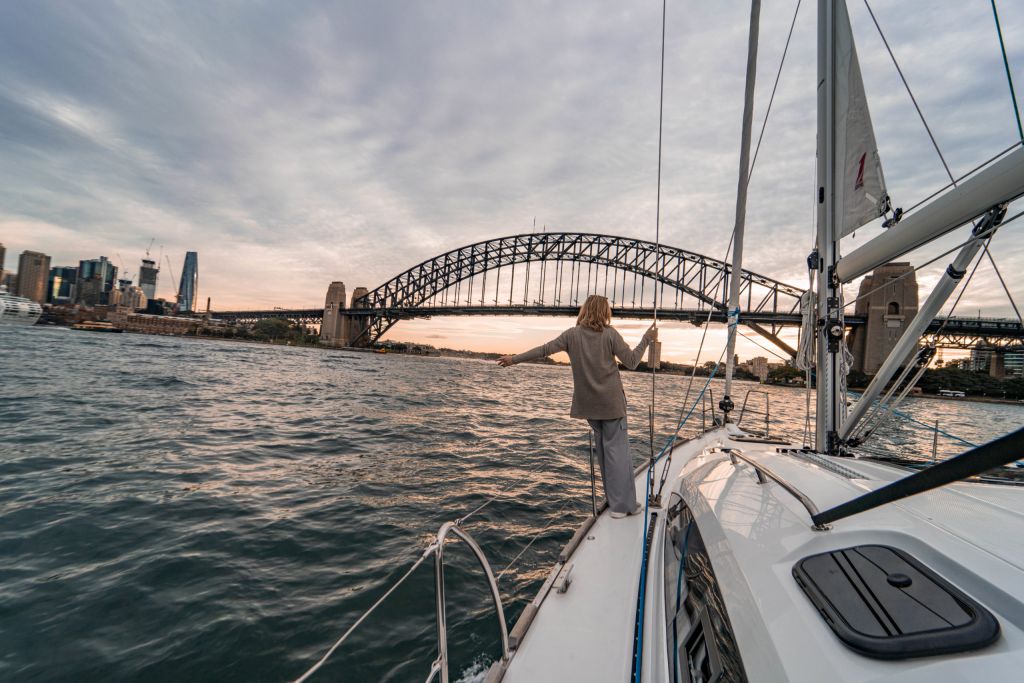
[576,295,612,332]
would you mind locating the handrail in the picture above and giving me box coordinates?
[429,522,510,683]
[722,448,829,531]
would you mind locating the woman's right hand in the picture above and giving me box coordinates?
[644,325,658,342]
[497,355,515,367]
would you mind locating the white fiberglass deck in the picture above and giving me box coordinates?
[501,428,1024,682]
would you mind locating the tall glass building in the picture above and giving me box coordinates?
[48,266,78,303]
[139,258,159,300]
[178,252,198,312]
[77,256,118,305]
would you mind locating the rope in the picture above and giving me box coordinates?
[292,546,436,683]
[863,0,955,184]
[991,0,1024,142]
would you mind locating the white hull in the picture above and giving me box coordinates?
[0,291,42,326]
[500,426,1024,682]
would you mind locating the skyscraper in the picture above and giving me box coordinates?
[0,242,6,273]
[178,251,198,312]
[16,251,51,303]
[48,266,78,303]
[76,256,118,306]
[139,258,159,300]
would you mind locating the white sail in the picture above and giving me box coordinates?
[834,0,887,237]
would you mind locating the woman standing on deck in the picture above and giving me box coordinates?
[498,295,657,518]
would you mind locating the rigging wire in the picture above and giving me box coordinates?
[862,0,955,184]
[650,0,668,415]
[292,547,436,683]
[747,0,802,184]
[738,330,790,362]
[991,0,1024,142]
[980,241,1023,323]
[842,209,1023,310]
[903,142,1021,216]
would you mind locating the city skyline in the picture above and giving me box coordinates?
[1,2,1023,359]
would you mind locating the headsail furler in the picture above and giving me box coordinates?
[834,0,888,237]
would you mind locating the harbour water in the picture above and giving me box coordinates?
[1,327,1020,681]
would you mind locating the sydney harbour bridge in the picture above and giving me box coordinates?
[214,232,1023,360]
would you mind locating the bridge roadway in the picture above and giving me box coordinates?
[211,305,1024,349]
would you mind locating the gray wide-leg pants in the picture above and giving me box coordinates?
[586,416,638,514]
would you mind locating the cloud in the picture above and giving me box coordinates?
[0,0,1021,358]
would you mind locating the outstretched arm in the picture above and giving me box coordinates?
[612,325,657,370]
[497,329,570,367]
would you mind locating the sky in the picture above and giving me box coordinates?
[1,0,1022,362]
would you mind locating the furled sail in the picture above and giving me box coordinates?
[834,0,888,237]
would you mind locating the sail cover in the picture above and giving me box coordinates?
[834,0,888,237]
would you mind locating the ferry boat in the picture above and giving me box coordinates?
[70,321,124,333]
[0,285,42,326]
[293,2,1024,681]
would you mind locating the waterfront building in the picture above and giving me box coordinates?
[107,308,198,335]
[969,348,992,373]
[320,281,348,347]
[138,258,159,300]
[76,256,118,306]
[115,277,147,311]
[178,252,198,312]
[145,298,177,316]
[16,250,51,304]
[749,356,769,382]
[1,271,17,295]
[1005,352,1024,378]
[847,262,919,375]
[0,242,5,273]
[48,266,78,303]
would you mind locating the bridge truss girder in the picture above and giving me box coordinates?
[353,232,804,346]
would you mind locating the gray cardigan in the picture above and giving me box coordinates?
[511,325,651,420]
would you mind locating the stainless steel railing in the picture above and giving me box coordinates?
[721,447,830,531]
[737,389,771,437]
[426,522,510,683]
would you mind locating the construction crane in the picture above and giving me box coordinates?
[164,254,180,304]
[145,238,155,258]
[114,252,133,284]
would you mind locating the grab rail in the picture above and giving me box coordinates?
[427,522,510,683]
[721,448,829,531]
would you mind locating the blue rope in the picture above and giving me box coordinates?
[632,465,656,682]
[632,345,727,681]
[849,391,978,448]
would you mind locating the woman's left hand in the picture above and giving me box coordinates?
[497,356,515,367]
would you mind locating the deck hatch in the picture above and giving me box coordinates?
[793,545,999,659]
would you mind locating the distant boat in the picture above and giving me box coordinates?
[0,285,42,326]
[71,321,123,333]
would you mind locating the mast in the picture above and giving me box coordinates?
[722,0,761,418]
[815,0,842,453]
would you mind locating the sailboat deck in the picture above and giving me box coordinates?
[501,429,1024,682]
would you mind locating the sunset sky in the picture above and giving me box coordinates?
[2,1,1022,362]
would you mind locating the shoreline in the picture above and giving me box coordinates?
[34,325,1024,406]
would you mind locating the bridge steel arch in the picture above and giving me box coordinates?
[350,232,804,347]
